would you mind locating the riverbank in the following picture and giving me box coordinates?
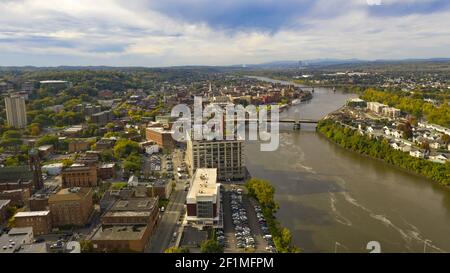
[317,119,450,187]
[245,178,300,253]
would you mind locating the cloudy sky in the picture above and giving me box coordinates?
[0,0,449,67]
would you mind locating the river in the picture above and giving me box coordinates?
[244,76,450,253]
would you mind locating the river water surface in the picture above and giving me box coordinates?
[245,76,450,253]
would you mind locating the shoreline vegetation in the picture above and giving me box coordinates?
[317,119,450,187]
[245,178,300,253]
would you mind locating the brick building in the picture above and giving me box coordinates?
[0,166,34,192]
[0,188,30,207]
[68,139,92,153]
[95,138,116,151]
[145,127,174,150]
[14,211,52,235]
[48,187,94,227]
[61,164,98,188]
[98,163,115,180]
[28,195,49,211]
[91,196,159,252]
[91,110,113,126]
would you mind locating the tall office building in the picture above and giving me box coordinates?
[5,95,27,129]
[186,136,245,181]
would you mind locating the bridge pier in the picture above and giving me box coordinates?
[293,122,301,130]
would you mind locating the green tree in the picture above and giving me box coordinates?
[80,240,94,253]
[36,135,59,147]
[200,239,224,253]
[113,139,140,159]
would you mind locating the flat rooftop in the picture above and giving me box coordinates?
[146,127,173,134]
[15,211,50,217]
[110,198,158,212]
[104,211,151,218]
[92,225,147,241]
[49,187,91,202]
[187,168,218,202]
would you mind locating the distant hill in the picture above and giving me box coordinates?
[1,58,450,72]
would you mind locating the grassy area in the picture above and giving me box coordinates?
[110,182,128,190]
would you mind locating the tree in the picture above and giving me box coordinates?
[122,154,142,173]
[246,178,278,212]
[80,240,94,253]
[36,135,59,147]
[420,141,430,153]
[4,156,19,166]
[200,239,224,253]
[397,122,413,139]
[100,149,115,162]
[113,139,140,159]
[105,122,115,131]
[29,123,41,136]
[441,134,450,146]
[62,158,74,168]
[6,206,17,228]
[1,130,22,152]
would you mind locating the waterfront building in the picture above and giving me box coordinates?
[367,101,387,114]
[186,135,245,181]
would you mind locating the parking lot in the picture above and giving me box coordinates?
[221,185,276,253]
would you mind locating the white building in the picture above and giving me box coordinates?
[410,150,425,158]
[367,102,387,114]
[145,145,160,155]
[382,107,401,118]
[42,163,63,176]
[429,153,449,164]
[186,168,222,229]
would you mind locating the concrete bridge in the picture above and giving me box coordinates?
[227,118,319,130]
[230,118,319,124]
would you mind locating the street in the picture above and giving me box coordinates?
[145,188,187,253]
[145,148,187,253]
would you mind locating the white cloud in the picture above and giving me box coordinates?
[0,0,449,66]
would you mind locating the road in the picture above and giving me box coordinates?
[145,148,187,253]
[145,188,186,253]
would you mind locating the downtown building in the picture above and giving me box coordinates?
[186,133,245,181]
[186,125,247,181]
[4,95,27,129]
[186,168,222,229]
[48,187,94,227]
